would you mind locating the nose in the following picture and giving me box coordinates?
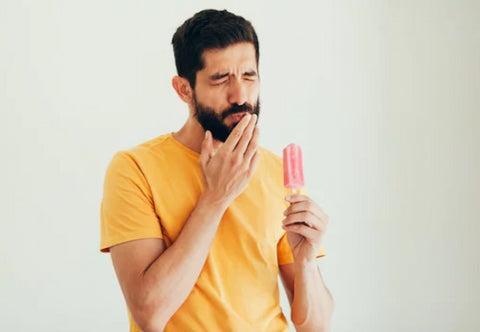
[227,79,248,106]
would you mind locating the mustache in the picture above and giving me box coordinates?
[221,103,255,120]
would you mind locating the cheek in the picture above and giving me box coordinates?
[248,82,260,100]
[203,88,227,107]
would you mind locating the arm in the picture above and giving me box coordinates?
[109,113,260,331]
[280,194,334,331]
[110,193,227,332]
[280,261,334,332]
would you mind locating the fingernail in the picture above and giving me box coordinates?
[285,195,292,201]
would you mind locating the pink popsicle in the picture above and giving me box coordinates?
[283,143,305,195]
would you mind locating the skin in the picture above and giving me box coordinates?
[281,194,335,331]
[171,42,260,152]
[109,41,334,332]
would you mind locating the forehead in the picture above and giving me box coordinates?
[199,42,257,74]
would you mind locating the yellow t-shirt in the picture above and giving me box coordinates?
[100,132,326,332]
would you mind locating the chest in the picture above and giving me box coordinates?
[148,160,286,250]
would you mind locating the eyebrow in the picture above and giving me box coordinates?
[209,70,257,80]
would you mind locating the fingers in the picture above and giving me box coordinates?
[234,114,257,154]
[285,194,310,203]
[243,126,259,163]
[282,211,316,228]
[222,113,252,152]
[283,199,328,222]
[246,149,260,177]
[281,211,325,231]
[282,223,321,243]
[199,130,213,169]
[282,196,330,233]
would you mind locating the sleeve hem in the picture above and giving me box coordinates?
[100,233,164,253]
[278,251,327,266]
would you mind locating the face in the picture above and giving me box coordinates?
[192,42,260,142]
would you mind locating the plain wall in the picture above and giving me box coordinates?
[1,1,479,331]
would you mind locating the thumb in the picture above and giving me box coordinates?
[200,130,213,167]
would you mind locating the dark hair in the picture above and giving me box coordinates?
[171,9,260,89]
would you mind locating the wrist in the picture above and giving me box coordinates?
[198,191,229,215]
[294,259,317,272]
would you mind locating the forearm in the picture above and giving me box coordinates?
[136,193,228,330]
[291,261,334,332]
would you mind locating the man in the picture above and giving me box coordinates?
[100,9,334,332]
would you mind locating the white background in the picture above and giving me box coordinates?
[1,1,479,331]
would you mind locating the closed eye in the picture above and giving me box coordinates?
[212,80,228,86]
[243,70,257,80]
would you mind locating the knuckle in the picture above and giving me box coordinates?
[305,201,313,210]
[231,155,242,166]
[217,151,226,160]
[252,130,259,141]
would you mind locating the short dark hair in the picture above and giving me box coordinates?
[171,9,260,89]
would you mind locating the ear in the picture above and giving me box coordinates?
[171,75,193,104]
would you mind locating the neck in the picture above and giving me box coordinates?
[173,116,223,154]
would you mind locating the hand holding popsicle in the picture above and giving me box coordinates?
[282,143,330,263]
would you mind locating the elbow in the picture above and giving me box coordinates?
[292,309,334,332]
[128,278,175,331]
[291,311,306,327]
[293,322,330,332]
[130,301,168,332]
[136,317,165,332]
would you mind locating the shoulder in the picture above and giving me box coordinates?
[126,133,173,160]
[106,133,173,170]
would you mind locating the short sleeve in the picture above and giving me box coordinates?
[99,151,163,253]
[277,186,326,265]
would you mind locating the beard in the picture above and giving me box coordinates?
[192,94,261,142]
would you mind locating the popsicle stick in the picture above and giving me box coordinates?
[286,187,302,197]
